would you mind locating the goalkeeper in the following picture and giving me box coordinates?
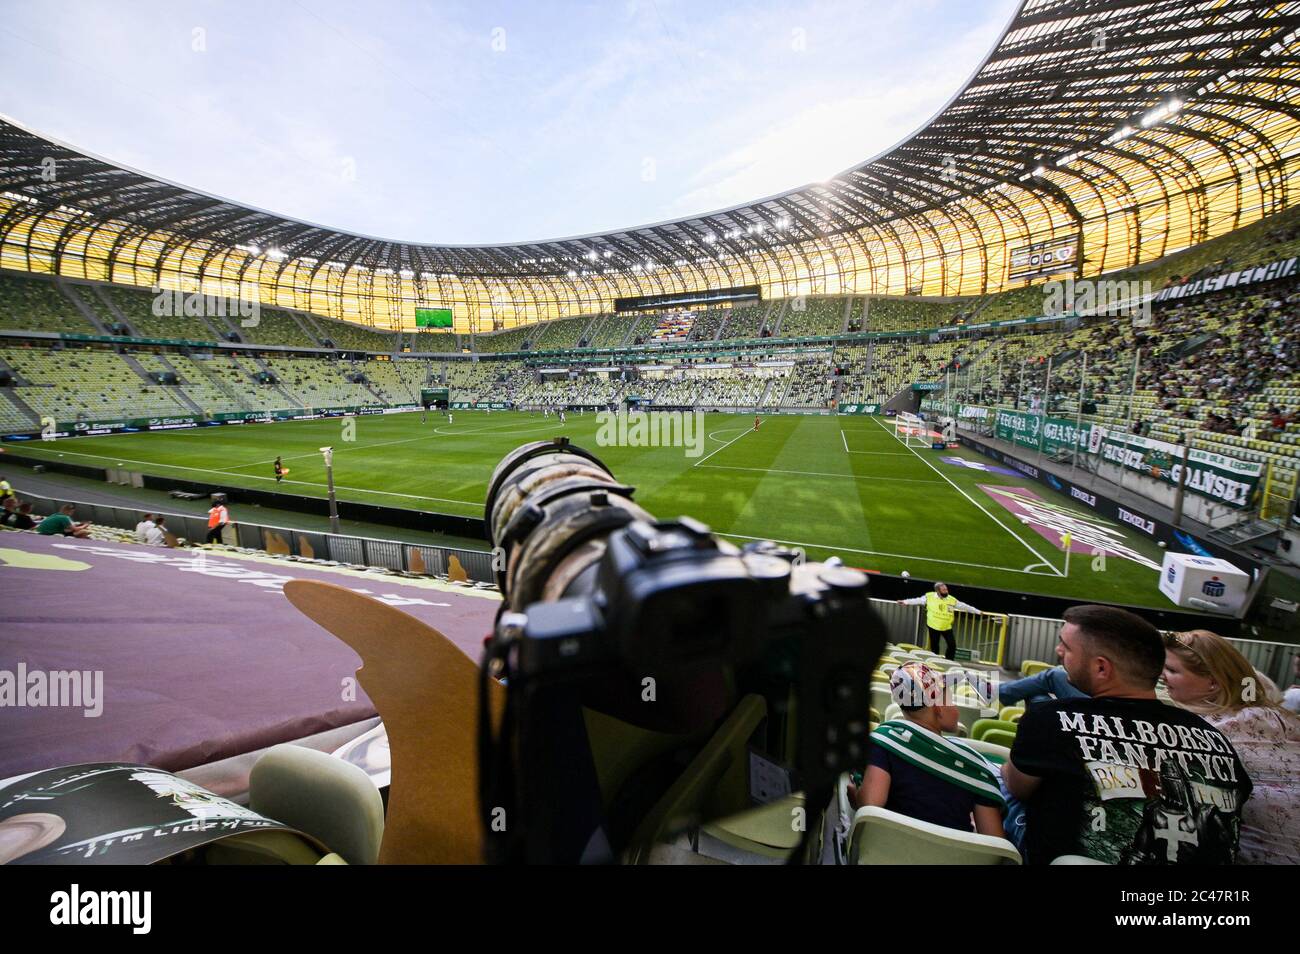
[897,582,982,660]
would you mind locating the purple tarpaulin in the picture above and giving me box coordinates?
[0,532,498,781]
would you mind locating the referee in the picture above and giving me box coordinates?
[897,582,982,660]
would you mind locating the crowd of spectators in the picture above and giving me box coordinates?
[858,604,1299,864]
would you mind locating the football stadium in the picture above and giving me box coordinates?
[2,0,1299,891]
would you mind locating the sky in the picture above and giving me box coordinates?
[0,0,1020,246]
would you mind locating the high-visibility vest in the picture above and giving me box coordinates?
[925,592,959,631]
[0,480,11,498]
[208,506,228,529]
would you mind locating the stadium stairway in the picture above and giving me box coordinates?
[618,314,644,348]
[249,354,310,408]
[145,353,207,415]
[55,279,112,335]
[294,309,330,345]
[286,309,326,347]
[205,305,246,343]
[0,387,39,430]
[768,299,788,337]
[87,283,134,334]
[187,355,253,412]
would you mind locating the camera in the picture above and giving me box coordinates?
[479,438,886,864]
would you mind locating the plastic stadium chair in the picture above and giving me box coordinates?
[699,793,807,862]
[625,695,768,864]
[970,719,1019,742]
[1051,854,1109,865]
[1020,660,1053,677]
[999,706,1025,724]
[250,743,385,866]
[884,703,903,722]
[847,806,1022,865]
[960,739,1011,765]
[897,643,923,653]
[982,729,1017,749]
[870,684,894,717]
[955,703,997,733]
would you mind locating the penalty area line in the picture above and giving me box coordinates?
[693,425,755,467]
[868,415,1066,577]
[714,530,1043,576]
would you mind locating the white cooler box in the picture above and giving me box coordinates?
[1158,552,1250,614]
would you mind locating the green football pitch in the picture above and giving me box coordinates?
[8,410,1173,607]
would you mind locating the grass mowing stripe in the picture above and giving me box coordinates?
[869,414,1064,576]
[698,463,945,484]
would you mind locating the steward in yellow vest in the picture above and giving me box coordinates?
[897,583,982,660]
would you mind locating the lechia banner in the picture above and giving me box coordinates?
[1096,429,1263,508]
[993,410,1262,508]
[994,409,1091,455]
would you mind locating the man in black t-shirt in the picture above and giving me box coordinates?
[1003,604,1251,864]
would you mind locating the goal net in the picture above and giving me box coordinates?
[891,412,932,448]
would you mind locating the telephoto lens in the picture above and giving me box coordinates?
[485,437,654,612]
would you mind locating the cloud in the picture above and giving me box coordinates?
[0,0,1021,243]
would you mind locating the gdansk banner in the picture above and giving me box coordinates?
[979,407,1262,509]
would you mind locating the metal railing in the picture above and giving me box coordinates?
[11,491,497,584]
[870,601,1007,665]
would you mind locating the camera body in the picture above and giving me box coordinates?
[480,439,884,863]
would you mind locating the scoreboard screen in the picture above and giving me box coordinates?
[415,307,454,329]
[1008,234,1079,281]
[421,387,450,409]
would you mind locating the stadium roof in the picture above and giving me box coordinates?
[2,0,1299,328]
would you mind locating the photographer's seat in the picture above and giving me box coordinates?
[847,806,1022,865]
[624,694,768,864]
[698,794,807,862]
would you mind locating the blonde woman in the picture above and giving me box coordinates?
[1163,630,1300,864]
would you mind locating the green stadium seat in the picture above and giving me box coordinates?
[846,806,1021,865]
[971,719,1019,742]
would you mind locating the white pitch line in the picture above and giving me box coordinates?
[19,446,485,509]
[692,424,755,467]
[698,463,944,484]
[715,530,1054,575]
[841,428,850,453]
[868,415,1065,576]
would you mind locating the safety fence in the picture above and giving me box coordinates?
[12,491,497,584]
